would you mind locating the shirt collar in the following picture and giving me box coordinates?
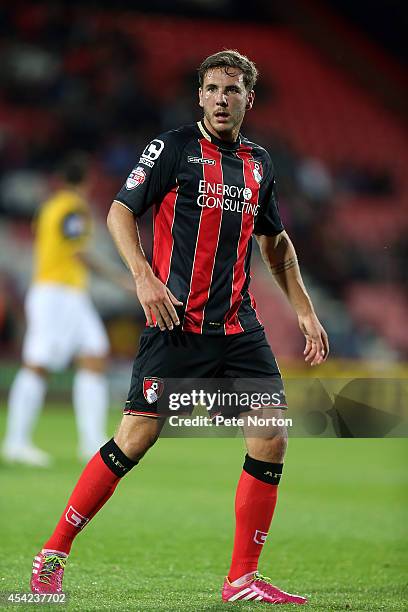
[197,120,241,151]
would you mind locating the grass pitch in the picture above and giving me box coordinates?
[0,406,407,611]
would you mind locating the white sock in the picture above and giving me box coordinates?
[3,368,47,449]
[41,548,68,557]
[73,370,108,457]
[231,572,256,587]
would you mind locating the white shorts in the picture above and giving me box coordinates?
[22,284,110,371]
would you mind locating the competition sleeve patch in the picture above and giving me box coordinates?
[115,133,179,217]
[125,166,146,190]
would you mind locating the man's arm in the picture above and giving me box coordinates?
[255,231,329,366]
[106,201,182,330]
[76,252,134,292]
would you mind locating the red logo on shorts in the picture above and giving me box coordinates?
[143,377,164,404]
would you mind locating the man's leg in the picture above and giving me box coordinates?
[44,415,162,553]
[2,364,50,466]
[31,415,163,593]
[223,417,306,604]
[73,355,109,460]
[228,417,287,584]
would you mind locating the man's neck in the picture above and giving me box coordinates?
[202,116,239,143]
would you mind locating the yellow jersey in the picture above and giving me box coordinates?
[33,189,91,289]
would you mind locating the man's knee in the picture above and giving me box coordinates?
[23,363,48,379]
[270,429,288,459]
[245,427,288,463]
[114,415,163,462]
[76,355,108,374]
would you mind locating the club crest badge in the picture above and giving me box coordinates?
[143,377,164,404]
[249,160,263,184]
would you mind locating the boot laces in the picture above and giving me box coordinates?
[38,554,66,585]
[253,572,282,599]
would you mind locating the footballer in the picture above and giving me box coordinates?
[30,50,328,605]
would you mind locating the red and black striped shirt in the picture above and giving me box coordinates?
[115,121,284,335]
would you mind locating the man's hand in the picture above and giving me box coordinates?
[135,270,183,331]
[256,232,330,366]
[106,202,183,330]
[298,312,329,366]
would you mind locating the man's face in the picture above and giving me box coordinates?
[199,67,254,141]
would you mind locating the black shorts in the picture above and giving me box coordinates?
[124,326,286,418]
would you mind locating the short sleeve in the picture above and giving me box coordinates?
[115,133,180,217]
[253,154,284,236]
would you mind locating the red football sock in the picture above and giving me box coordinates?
[228,458,282,582]
[44,440,135,554]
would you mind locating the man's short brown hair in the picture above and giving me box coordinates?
[198,50,258,91]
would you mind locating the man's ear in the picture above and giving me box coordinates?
[198,87,203,108]
[246,90,255,110]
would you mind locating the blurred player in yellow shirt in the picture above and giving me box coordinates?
[3,154,124,466]
[33,183,91,289]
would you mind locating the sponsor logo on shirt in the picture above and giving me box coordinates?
[187,156,216,166]
[138,139,165,169]
[197,180,260,215]
[126,166,146,190]
[138,157,154,168]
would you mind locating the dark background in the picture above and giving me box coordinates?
[0,0,406,374]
